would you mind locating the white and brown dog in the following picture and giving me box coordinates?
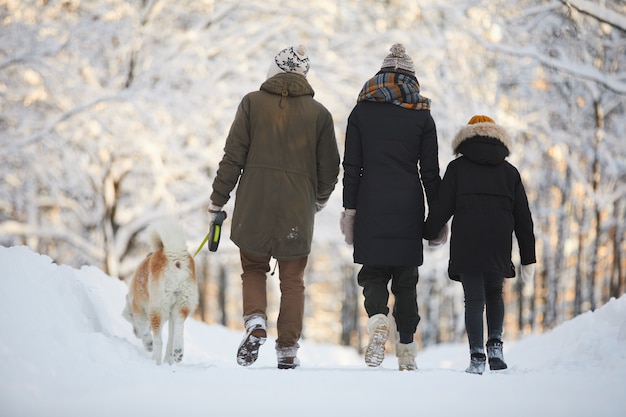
[123,217,199,365]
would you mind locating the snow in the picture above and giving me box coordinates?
[1,245,625,417]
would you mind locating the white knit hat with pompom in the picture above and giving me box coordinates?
[267,45,311,79]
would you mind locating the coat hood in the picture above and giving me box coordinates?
[452,122,511,165]
[260,72,315,97]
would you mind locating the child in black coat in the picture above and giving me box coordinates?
[424,115,536,374]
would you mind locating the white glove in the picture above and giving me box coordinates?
[207,202,224,223]
[340,209,356,245]
[428,224,449,247]
[521,264,535,283]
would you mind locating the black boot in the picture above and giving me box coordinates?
[486,339,508,370]
[465,353,486,375]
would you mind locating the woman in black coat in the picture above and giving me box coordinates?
[424,115,536,374]
[341,44,442,371]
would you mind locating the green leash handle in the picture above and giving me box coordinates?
[208,211,226,252]
[194,211,227,257]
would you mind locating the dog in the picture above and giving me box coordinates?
[123,217,199,365]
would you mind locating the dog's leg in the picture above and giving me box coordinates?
[165,314,175,364]
[167,305,190,364]
[150,310,163,365]
[139,327,154,352]
[136,316,154,352]
[126,302,153,352]
[122,295,134,323]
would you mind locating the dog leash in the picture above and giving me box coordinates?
[193,233,210,257]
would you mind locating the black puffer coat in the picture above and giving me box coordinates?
[423,121,536,280]
[343,101,440,266]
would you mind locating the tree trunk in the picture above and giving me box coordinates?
[610,199,625,298]
[218,265,227,326]
[515,278,524,336]
[529,267,538,332]
[102,159,118,278]
[554,162,571,322]
[543,165,558,329]
[341,264,360,348]
[574,203,587,316]
[197,255,209,322]
[589,100,604,310]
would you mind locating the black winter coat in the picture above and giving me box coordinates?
[423,122,536,280]
[343,101,440,266]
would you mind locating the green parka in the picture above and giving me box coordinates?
[210,73,340,259]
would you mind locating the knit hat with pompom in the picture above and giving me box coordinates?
[467,115,496,124]
[267,45,311,79]
[381,44,415,74]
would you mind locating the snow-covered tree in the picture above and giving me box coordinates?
[1,0,624,348]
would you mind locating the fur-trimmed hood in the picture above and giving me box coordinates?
[452,122,511,154]
[452,122,511,165]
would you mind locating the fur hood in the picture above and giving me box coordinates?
[452,122,512,155]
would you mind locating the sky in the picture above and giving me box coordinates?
[1,244,625,417]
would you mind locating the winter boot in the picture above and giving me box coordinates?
[465,353,486,375]
[276,344,300,370]
[395,341,418,371]
[486,339,508,370]
[364,313,389,367]
[236,315,267,366]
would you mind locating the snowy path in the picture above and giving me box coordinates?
[1,246,625,417]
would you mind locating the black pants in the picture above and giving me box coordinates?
[459,272,505,354]
[357,265,420,336]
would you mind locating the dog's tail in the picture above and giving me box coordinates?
[148,217,188,254]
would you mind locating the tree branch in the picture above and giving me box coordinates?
[0,221,104,262]
[559,0,626,31]
[18,93,132,146]
[470,32,626,94]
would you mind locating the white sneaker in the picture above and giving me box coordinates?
[364,314,389,367]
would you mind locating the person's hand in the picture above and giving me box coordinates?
[428,224,448,247]
[315,201,327,213]
[521,264,535,283]
[207,203,224,224]
[340,209,356,245]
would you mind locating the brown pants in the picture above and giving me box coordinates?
[240,250,308,348]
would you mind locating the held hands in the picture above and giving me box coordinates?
[340,209,356,245]
[428,223,449,247]
[520,264,536,283]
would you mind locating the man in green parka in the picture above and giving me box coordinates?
[208,45,340,369]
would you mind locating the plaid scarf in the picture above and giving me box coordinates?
[357,72,431,110]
